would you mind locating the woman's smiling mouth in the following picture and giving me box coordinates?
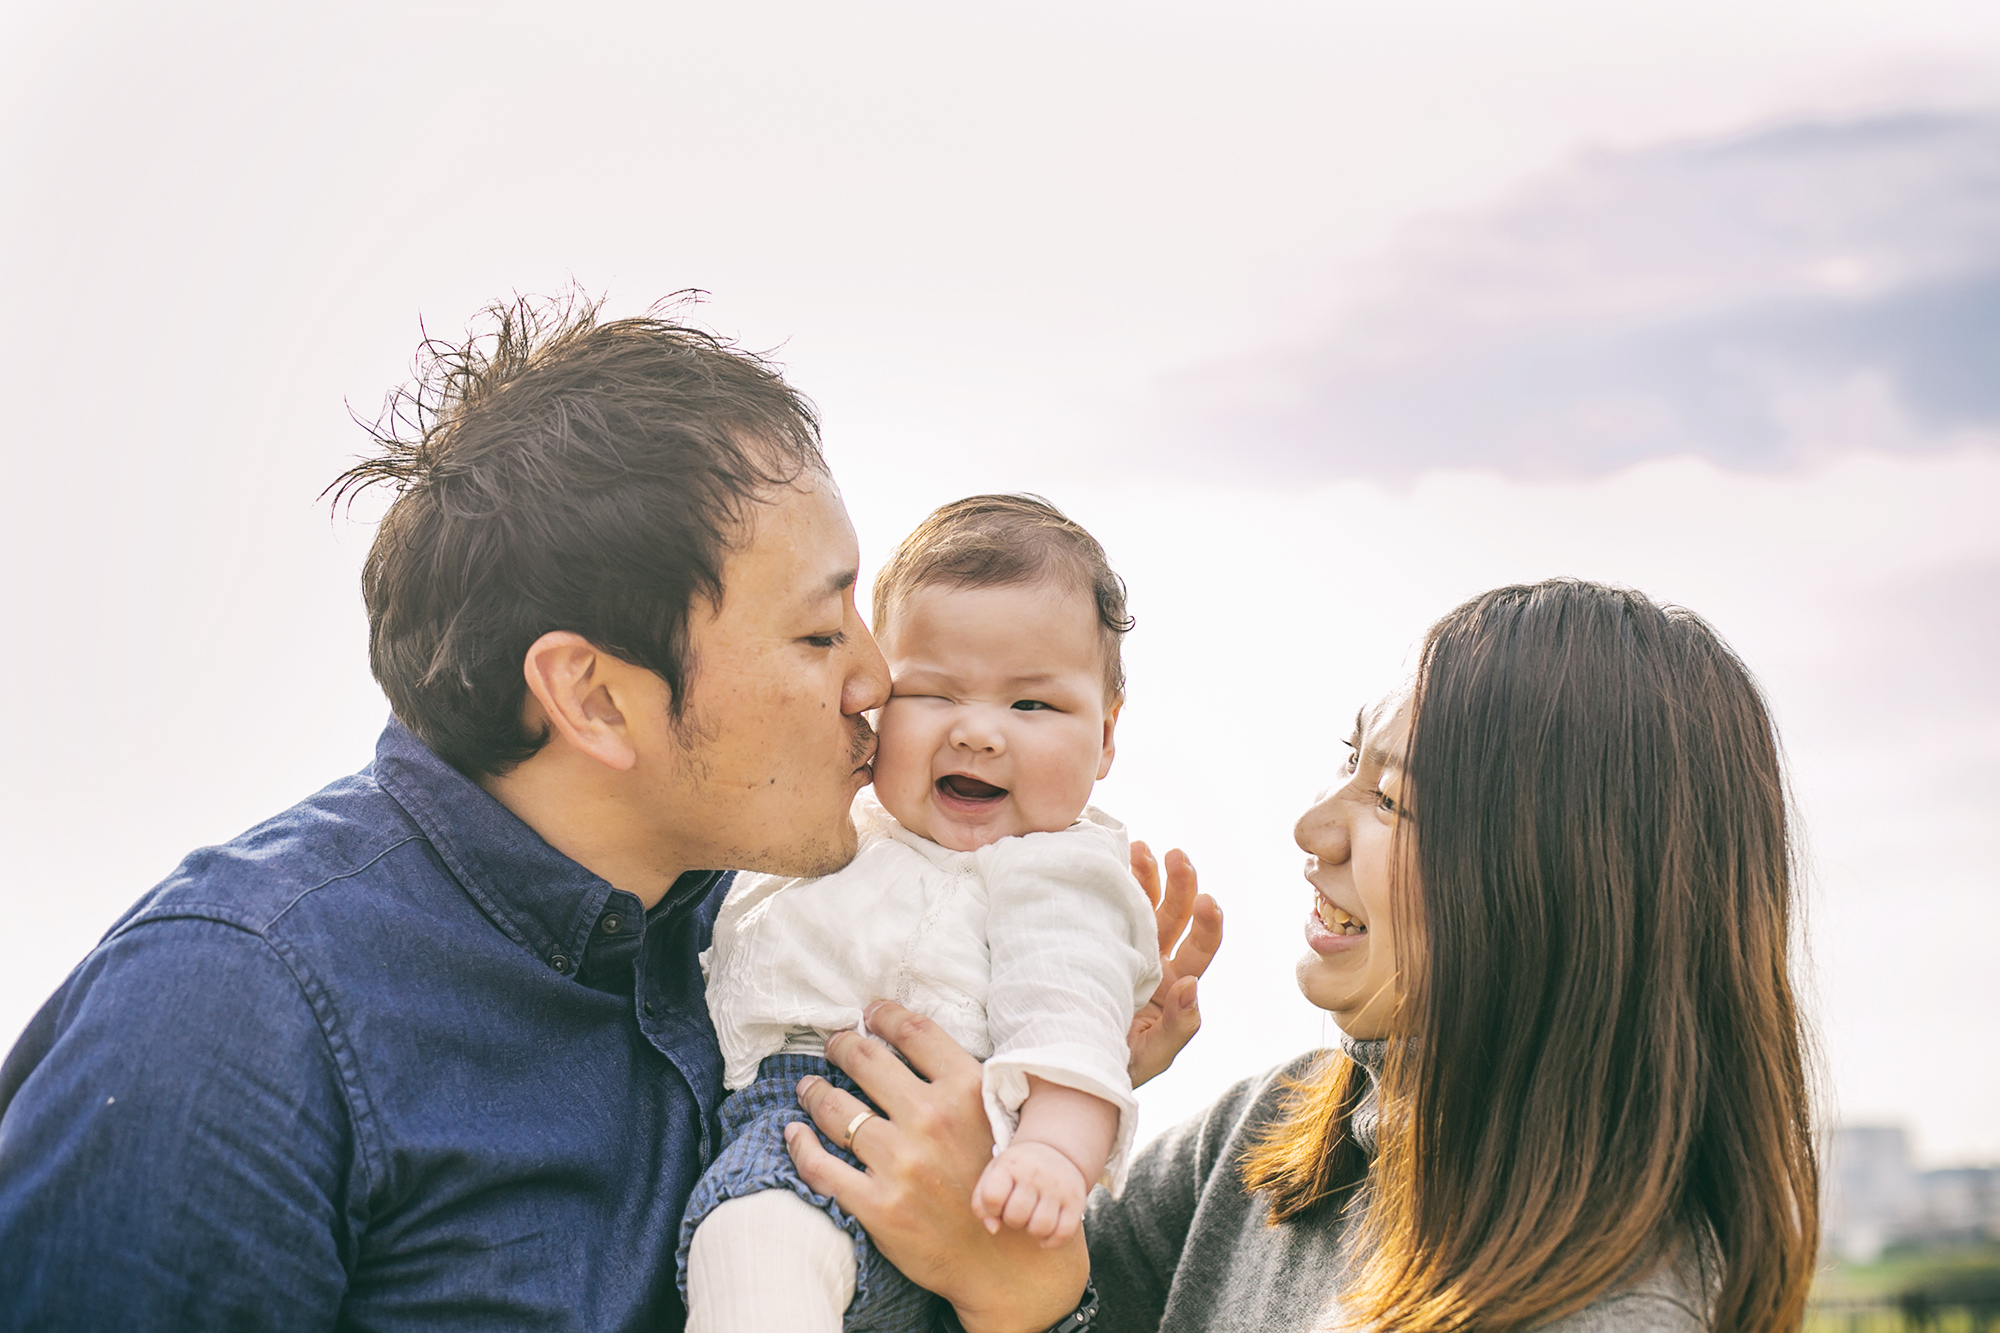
[1312,889,1368,937]
[1304,880,1368,944]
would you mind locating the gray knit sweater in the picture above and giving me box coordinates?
[1084,1042,1709,1332]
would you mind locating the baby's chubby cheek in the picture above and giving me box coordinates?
[866,710,937,832]
[1006,743,1101,829]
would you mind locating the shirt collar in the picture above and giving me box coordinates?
[370,718,646,976]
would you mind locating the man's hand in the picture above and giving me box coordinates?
[785,1004,1088,1333]
[1126,842,1223,1087]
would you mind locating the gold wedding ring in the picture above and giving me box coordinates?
[842,1109,876,1149]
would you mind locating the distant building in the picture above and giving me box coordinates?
[1824,1125,2000,1262]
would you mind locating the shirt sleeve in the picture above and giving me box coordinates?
[978,820,1162,1193]
[0,915,357,1332]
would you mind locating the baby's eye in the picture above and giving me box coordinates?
[1011,699,1053,711]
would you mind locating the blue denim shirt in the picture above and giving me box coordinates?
[0,721,732,1331]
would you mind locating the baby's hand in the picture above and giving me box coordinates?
[971,1140,1089,1248]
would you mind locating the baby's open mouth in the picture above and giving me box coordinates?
[937,774,1008,803]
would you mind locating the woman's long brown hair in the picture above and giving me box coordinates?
[1241,579,1819,1332]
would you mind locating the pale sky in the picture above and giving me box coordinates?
[3,1,1997,1163]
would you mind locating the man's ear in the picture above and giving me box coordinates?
[520,631,636,773]
[1097,699,1122,781]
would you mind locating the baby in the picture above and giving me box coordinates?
[676,494,1162,1333]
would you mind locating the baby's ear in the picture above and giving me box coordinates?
[1097,700,1122,781]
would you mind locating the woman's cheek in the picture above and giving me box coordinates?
[1353,829,1399,927]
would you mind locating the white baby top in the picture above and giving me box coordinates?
[701,790,1163,1193]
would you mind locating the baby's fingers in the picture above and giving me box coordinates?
[1000,1179,1042,1232]
[1043,1197,1083,1249]
[971,1161,1016,1230]
[1026,1192,1064,1243]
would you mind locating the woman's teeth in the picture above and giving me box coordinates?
[1319,895,1367,935]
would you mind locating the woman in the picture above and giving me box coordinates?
[789,578,1819,1333]
[1083,577,1820,1331]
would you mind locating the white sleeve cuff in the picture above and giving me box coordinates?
[981,1047,1141,1197]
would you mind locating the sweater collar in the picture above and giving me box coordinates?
[1338,1033,1391,1157]
[1338,1033,1390,1072]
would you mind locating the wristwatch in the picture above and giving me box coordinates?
[1048,1278,1100,1332]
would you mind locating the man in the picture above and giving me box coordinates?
[0,297,1213,1332]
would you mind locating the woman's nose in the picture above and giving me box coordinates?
[1294,790,1349,863]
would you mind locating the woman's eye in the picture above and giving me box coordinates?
[1341,740,1360,774]
[1377,790,1398,815]
[1011,699,1052,711]
[804,631,846,649]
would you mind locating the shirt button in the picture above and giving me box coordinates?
[549,953,573,974]
[598,912,623,934]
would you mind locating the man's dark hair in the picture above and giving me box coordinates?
[328,293,825,776]
[870,493,1134,701]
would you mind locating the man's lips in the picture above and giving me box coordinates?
[849,723,878,774]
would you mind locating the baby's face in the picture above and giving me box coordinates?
[871,580,1118,852]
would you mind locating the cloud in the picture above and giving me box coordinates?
[1847,553,2000,707]
[1162,111,2000,479]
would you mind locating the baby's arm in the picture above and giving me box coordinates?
[971,1075,1120,1247]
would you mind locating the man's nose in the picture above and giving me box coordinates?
[842,622,892,715]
